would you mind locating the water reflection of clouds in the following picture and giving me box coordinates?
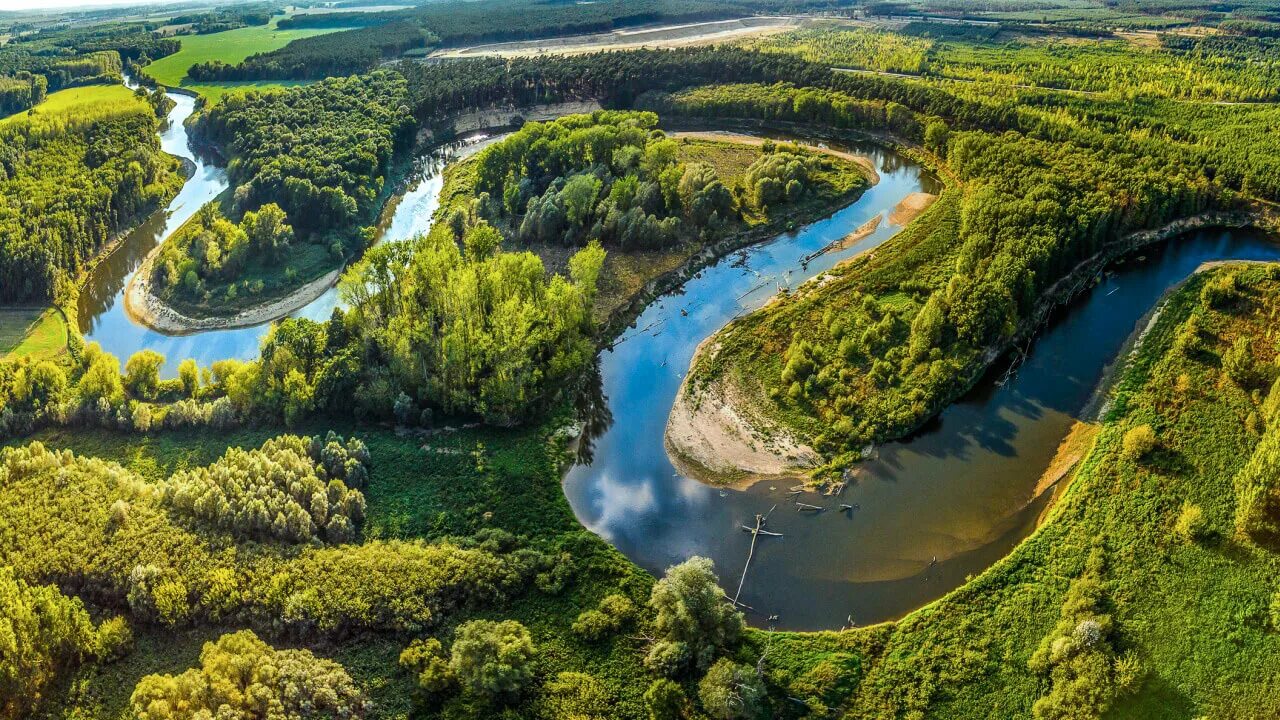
[586,471,656,542]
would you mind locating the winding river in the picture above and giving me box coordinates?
[77,86,495,376]
[563,133,1280,630]
[79,96,1280,631]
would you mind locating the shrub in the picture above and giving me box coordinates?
[648,557,743,674]
[698,658,767,720]
[644,678,688,720]
[572,593,636,641]
[1235,421,1280,543]
[1223,336,1260,388]
[130,630,369,720]
[1121,424,1158,460]
[1174,502,1207,542]
[94,616,134,662]
[539,672,613,720]
[400,637,454,693]
[449,619,536,701]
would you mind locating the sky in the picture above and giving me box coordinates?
[1,0,178,12]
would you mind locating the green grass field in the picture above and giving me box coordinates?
[0,307,67,360]
[0,84,141,126]
[142,19,350,101]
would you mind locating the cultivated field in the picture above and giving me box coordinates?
[142,18,349,100]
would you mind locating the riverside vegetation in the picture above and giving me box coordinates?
[6,2,1280,718]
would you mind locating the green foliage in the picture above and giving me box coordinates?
[0,440,515,634]
[539,671,615,719]
[449,619,536,701]
[1174,501,1207,542]
[195,72,411,237]
[400,637,455,694]
[646,557,743,675]
[0,567,100,720]
[572,592,636,642]
[163,434,367,544]
[1235,413,1280,544]
[1027,549,1142,720]
[0,85,182,302]
[124,350,164,401]
[1121,424,1158,460]
[698,657,767,720]
[340,228,602,423]
[644,678,688,720]
[130,629,369,720]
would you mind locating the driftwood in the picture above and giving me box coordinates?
[732,505,779,606]
[795,502,824,512]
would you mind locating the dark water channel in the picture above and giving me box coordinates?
[562,134,1280,630]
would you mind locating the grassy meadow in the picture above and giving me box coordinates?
[141,18,350,101]
[0,84,142,126]
[0,307,67,360]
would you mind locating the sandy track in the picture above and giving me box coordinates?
[430,16,803,58]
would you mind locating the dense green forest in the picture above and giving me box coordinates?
[9,2,1280,719]
[0,85,183,303]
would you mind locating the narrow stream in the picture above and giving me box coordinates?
[563,135,1280,630]
[77,83,495,376]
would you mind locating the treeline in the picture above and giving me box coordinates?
[0,439,548,634]
[688,84,1217,466]
[166,3,276,35]
[191,0,840,81]
[0,86,183,303]
[0,51,120,116]
[188,21,437,81]
[191,71,412,239]
[470,110,848,252]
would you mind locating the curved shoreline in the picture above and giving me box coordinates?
[123,247,342,334]
[667,208,1268,485]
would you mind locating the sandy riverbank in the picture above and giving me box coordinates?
[665,336,820,486]
[124,249,342,334]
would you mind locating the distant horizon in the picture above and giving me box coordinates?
[3,0,169,11]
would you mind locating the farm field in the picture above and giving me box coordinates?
[0,307,66,359]
[141,18,350,99]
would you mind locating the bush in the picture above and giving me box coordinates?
[1174,502,1207,542]
[644,678,688,720]
[449,619,536,701]
[130,630,369,720]
[539,672,613,719]
[572,592,636,641]
[400,637,454,693]
[1121,424,1158,460]
[647,557,743,675]
[0,568,99,719]
[698,658,767,720]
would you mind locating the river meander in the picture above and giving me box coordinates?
[78,97,1280,631]
[77,87,494,376]
[562,134,1280,630]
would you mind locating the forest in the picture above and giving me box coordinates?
[7,2,1280,719]
[0,84,183,303]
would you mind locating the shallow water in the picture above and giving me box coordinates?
[563,136,1280,630]
[76,86,496,376]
